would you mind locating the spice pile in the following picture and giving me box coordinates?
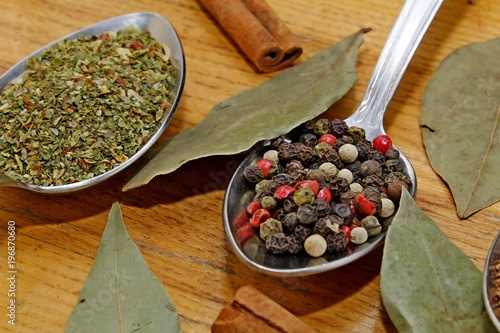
[0,26,176,186]
[235,118,412,258]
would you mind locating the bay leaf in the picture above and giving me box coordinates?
[381,188,495,333]
[65,202,181,333]
[420,38,500,218]
[123,29,369,191]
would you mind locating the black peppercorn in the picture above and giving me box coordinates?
[328,177,350,196]
[294,225,312,242]
[326,232,348,253]
[278,141,297,162]
[296,204,318,225]
[332,203,354,224]
[313,217,334,236]
[313,199,331,217]
[299,133,318,148]
[329,118,348,137]
[265,233,289,254]
[282,212,299,233]
[385,147,400,160]
[286,160,304,173]
[243,165,264,183]
[356,139,373,159]
[283,197,297,213]
[287,235,303,254]
[385,158,404,172]
[294,142,315,166]
[360,159,382,178]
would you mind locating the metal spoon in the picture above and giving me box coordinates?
[0,12,185,194]
[223,0,442,277]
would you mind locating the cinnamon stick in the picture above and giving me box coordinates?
[199,0,303,72]
[211,285,315,333]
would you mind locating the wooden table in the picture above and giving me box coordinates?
[0,0,499,332]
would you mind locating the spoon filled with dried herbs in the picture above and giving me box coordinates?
[223,0,442,276]
[0,12,185,194]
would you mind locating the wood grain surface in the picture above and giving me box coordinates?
[0,0,499,332]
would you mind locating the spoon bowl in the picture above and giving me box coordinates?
[223,0,442,277]
[0,12,185,194]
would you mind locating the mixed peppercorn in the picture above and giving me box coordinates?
[232,118,412,258]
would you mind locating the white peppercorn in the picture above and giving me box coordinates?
[319,162,338,179]
[337,168,353,184]
[349,182,363,194]
[379,198,395,218]
[350,227,368,244]
[338,143,358,163]
[304,234,327,257]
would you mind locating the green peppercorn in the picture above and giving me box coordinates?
[314,118,330,135]
[347,126,366,144]
[259,218,283,240]
[261,195,278,210]
[263,149,279,164]
[314,142,332,156]
[360,215,382,237]
[293,187,315,206]
[255,179,268,193]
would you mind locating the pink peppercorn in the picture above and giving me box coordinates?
[353,192,377,217]
[294,180,319,195]
[246,200,261,215]
[255,158,273,178]
[274,185,296,200]
[341,225,351,245]
[318,133,337,146]
[372,135,393,154]
[249,208,270,227]
[235,223,257,246]
[316,188,332,203]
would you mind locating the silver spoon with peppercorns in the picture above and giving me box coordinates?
[223,0,442,276]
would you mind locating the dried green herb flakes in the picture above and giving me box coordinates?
[0,26,175,186]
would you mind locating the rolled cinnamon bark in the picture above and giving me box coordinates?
[199,0,303,72]
[211,285,315,333]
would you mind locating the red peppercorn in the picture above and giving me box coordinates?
[372,134,393,153]
[246,200,261,215]
[316,187,332,203]
[274,185,296,200]
[235,223,257,246]
[249,208,270,227]
[255,158,273,178]
[353,192,377,217]
[350,222,360,229]
[294,180,320,195]
[318,133,337,146]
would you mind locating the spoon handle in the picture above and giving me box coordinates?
[348,0,443,136]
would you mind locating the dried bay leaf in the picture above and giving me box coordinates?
[65,202,181,333]
[381,189,495,333]
[420,38,500,218]
[123,29,369,191]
